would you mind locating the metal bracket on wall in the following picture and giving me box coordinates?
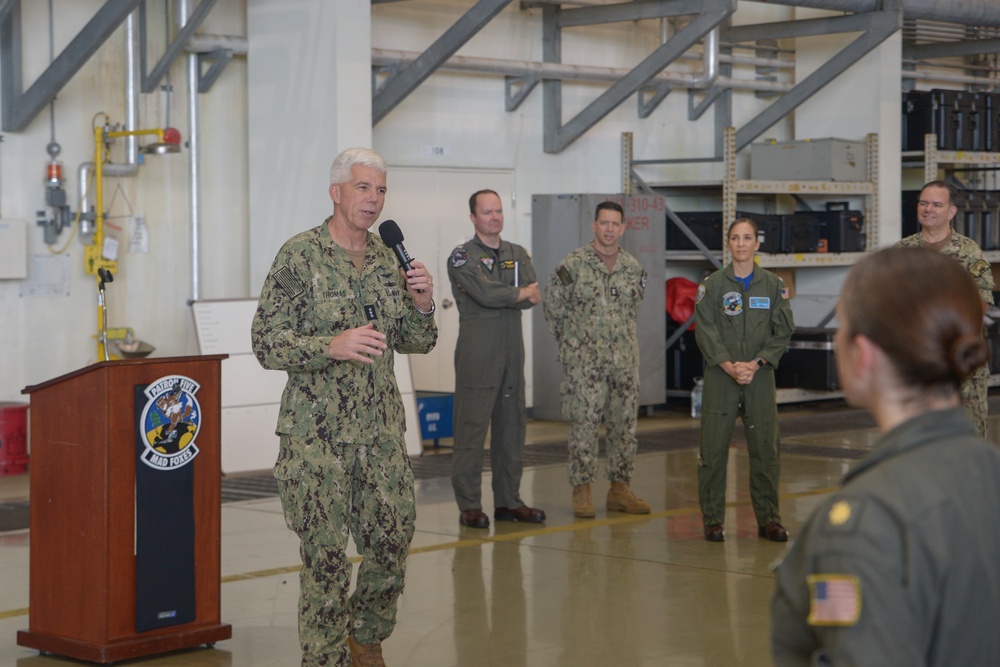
[543,0,735,154]
[1,0,142,132]
[505,74,540,112]
[638,82,672,119]
[372,0,514,124]
[197,48,233,93]
[139,0,219,94]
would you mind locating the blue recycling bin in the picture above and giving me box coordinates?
[416,392,454,446]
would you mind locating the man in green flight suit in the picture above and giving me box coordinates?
[252,147,437,667]
[448,189,546,529]
[896,180,994,439]
[543,200,651,518]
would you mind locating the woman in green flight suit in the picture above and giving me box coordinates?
[694,218,795,543]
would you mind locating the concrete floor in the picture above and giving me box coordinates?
[0,408,874,667]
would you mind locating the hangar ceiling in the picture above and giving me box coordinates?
[3,0,1000,152]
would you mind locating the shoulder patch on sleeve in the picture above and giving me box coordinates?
[807,574,862,627]
[451,248,468,268]
[696,283,706,304]
[970,258,991,278]
[273,266,304,299]
[556,265,573,286]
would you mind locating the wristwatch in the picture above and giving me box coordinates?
[756,358,766,368]
[416,299,436,318]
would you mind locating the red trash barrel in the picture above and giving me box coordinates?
[0,402,29,476]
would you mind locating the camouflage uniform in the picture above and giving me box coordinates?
[772,408,1000,665]
[896,231,994,438]
[695,264,795,528]
[448,236,536,511]
[251,221,437,667]
[543,245,646,486]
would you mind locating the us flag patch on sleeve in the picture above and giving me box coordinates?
[806,574,861,626]
[274,266,304,299]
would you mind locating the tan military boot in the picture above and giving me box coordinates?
[347,636,386,667]
[572,484,596,518]
[607,481,651,514]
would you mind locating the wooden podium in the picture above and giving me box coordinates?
[17,355,233,663]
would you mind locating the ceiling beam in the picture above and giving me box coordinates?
[373,0,513,125]
[2,0,143,132]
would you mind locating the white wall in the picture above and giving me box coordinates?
[0,0,908,405]
[0,1,249,402]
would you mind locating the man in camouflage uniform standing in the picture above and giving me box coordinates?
[896,180,994,439]
[252,148,437,667]
[543,201,651,518]
[448,189,546,529]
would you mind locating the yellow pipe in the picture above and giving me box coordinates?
[90,119,166,361]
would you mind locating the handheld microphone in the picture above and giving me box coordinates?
[379,219,424,294]
[378,220,414,272]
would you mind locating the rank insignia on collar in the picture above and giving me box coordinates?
[828,500,852,526]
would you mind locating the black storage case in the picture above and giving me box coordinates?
[755,214,787,253]
[902,89,982,151]
[818,202,866,252]
[781,212,824,253]
[668,211,781,252]
[774,328,840,391]
[987,93,1000,152]
[667,211,724,250]
[666,317,704,391]
[901,190,921,238]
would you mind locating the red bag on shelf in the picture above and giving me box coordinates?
[666,277,698,331]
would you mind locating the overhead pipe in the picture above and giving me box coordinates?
[691,26,719,89]
[179,0,201,303]
[372,49,793,94]
[77,11,141,224]
[752,0,1000,27]
[525,0,1000,26]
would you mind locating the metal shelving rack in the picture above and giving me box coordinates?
[903,133,1000,386]
[905,133,1000,264]
[626,127,880,404]
[722,126,879,266]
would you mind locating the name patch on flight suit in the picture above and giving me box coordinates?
[481,258,495,272]
[749,297,771,309]
[722,291,743,316]
[500,260,516,270]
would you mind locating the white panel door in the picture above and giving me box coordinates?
[381,168,515,393]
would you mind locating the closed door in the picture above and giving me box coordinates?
[381,168,515,392]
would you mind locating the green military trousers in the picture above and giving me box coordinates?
[697,364,781,528]
[962,364,990,440]
[561,364,640,486]
[451,332,527,511]
[275,434,415,667]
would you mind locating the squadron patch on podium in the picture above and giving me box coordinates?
[138,375,202,470]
